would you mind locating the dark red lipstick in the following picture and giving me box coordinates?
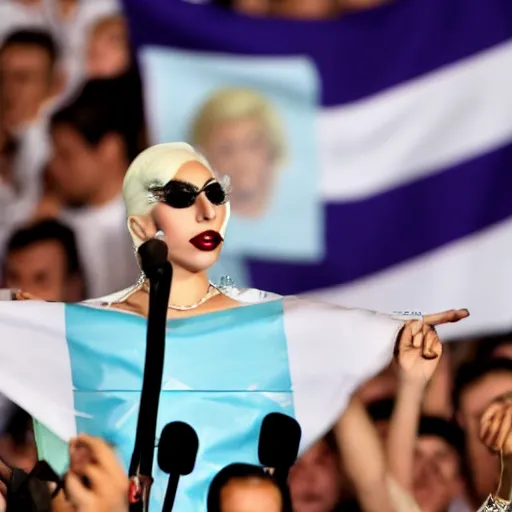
[189,230,223,251]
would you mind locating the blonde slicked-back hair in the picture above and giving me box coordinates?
[190,87,286,166]
[123,142,230,248]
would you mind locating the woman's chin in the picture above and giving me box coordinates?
[173,252,221,274]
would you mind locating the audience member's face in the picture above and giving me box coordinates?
[458,372,512,502]
[4,240,68,301]
[220,477,282,512]
[85,17,130,79]
[49,124,107,207]
[201,116,277,218]
[289,440,341,512]
[0,44,53,131]
[413,436,463,512]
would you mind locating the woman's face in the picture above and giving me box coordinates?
[201,116,276,218]
[150,160,228,274]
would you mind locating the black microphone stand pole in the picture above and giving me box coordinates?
[129,240,172,512]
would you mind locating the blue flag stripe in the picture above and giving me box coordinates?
[247,141,512,293]
[123,0,512,106]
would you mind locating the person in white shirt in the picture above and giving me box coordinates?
[44,77,141,297]
[0,29,62,263]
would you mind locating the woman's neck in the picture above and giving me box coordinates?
[168,268,211,308]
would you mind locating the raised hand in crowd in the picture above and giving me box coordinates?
[480,394,512,503]
[63,435,129,512]
[396,309,469,383]
[386,312,449,496]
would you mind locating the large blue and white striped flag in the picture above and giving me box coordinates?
[122,0,512,337]
[0,293,404,510]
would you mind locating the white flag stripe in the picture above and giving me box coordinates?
[309,216,512,339]
[319,39,512,201]
[283,297,404,452]
[0,301,75,441]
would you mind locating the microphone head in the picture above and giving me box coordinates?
[158,422,199,476]
[137,239,169,279]
[258,413,301,469]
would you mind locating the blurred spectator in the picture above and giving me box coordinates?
[0,29,61,133]
[0,29,61,270]
[412,417,466,512]
[2,218,85,302]
[85,14,130,80]
[289,434,343,512]
[46,77,140,297]
[47,0,121,95]
[208,463,288,512]
[453,359,512,508]
[0,407,36,473]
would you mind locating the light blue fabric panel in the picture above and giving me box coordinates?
[65,301,294,511]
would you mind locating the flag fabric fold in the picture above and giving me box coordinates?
[0,294,403,510]
[121,0,512,336]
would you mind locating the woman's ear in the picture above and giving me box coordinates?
[128,215,156,247]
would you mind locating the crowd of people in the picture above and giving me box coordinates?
[1,1,512,511]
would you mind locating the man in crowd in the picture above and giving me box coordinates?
[289,435,344,512]
[0,29,61,134]
[2,218,85,302]
[0,29,62,260]
[412,417,466,512]
[45,77,141,297]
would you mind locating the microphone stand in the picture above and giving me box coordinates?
[162,474,180,512]
[129,242,172,512]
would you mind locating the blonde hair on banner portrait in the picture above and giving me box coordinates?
[122,142,231,248]
[190,87,287,166]
[189,87,287,219]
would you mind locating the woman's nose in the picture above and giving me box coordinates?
[196,193,216,222]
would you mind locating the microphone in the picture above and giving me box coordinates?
[158,422,199,512]
[258,413,301,485]
[129,239,172,512]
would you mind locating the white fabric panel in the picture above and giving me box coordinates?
[282,297,404,452]
[308,217,512,339]
[0,301,76,441]
[319,39,512,201]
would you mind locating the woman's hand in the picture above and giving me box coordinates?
[480,396,512,455]
[65,435,129,512]
[395,309,468,386]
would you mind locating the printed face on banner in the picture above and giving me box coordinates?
[191,96,279,219]
[140,47,323,263]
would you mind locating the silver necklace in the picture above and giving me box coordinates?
[142,280,219,311]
